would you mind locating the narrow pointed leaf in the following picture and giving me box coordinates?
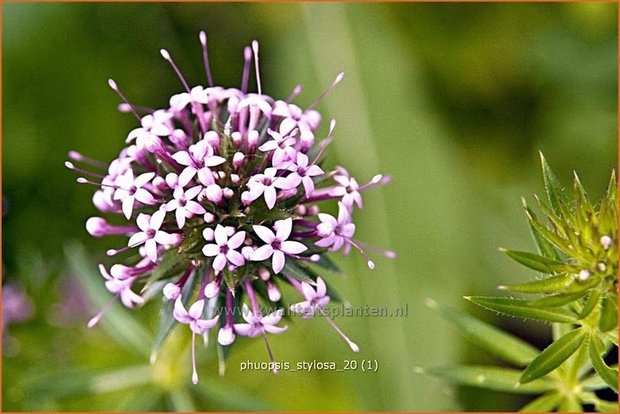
[150,268,197,363]
[430,300,538,366]
[501,249,571,274]
[519,392,564,412]
[282,260,312,282]
[466,296,578,323]
[540,152,567,216]
[523,202,560,260]
[424,365,554,394]
[578,290,601,319]
[528,291,587,308]
[499,273,574,294]
[519,328,586,384]
[588,334,618,392]
[599,296,618,333]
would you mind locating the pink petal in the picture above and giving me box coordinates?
[264,186,277,209]
[166,199,179,211]
[226,250,245,267]
[197,168,215,186]
[263,324,287,335]
[122,196,135,219]
[316,277,327,298]
[173,298,191,323]
[175,209,186,228]
[214,225,228,246]
[178,167,197,187]
[274,218,293,241]
[188,299,205,319]
[315,235,336,248]
[302,176,315,198]
[128,232,148,247]
[318,213,337,227]
[144,239,158,262]
[306,165,323,177]
[212,253,227,272]
[252,225,276,244]
[155,230,179,245]
[233,323,254,336]
[341,223,356,238]
[241,303,255,323]
[261,309,283,325]
[202,243,220,257]
[301,282,317,301]
[192,315,219,334]
[185,185,202,200]
[281,240,307,255]
[227,231,246,249]
[150,210,166,230]
[258,141,278,152]
[251,244,274,261]
[134,172,156,187]
[186,201,206,215]
[172,151,193,166]
[272,250,286,274]
[204,156,226,167]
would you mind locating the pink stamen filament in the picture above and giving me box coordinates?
[199,31,214,87]
[262,331,278,374]
[286,84,303,103]
[307,72,344,111]
[191,332,199,384]
[160,49,191,93]
[87,294,118,328]
[241,46,252,93]
[251,40,262,95]
[65,162,105,178]
[68,151,108,169]
[318,308,359,352]
[107,79,141,121]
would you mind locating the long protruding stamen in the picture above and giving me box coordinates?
[359,174,391,191]
[286,84,303,103]
[356,240,397,259]
[312,119,337,164]
[118,103,154,115]
[307,72,344,111]
[106,240,143,256]
[191,332,199,384]
[65,162,105,178]
[68,151,108,169]
[241,46,252,93]
[107,79,141,121]
[199,31,214,87]
[87,295,118,328]
[347,238,376,269]
[160,49,191,93]
[261,331,279,374]
[76,177,118,189]
[318,308,359,352]
[251,40,262,95]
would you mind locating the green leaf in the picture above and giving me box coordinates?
[64,242,152,357]
[519,392,564,412]
[523,201,561,260]
[466,296,578,323]
[423,365,554,394]
[150,269,197,363]
[540,152,567,216]
[429,299,538,366]
[578,290,601,319]
[557,394,582,412]
[525,209,573,256]
[501,248,571,274]
[599,296,618,333]
[499,273,574,294]
[519,328,586,384]
[588,334,618,392]
[592,400,619,413]
[282,260,313,282]
[313,254,342,274]
[528,291,587,308]
[140,251,187,294]
[168,388,196,412]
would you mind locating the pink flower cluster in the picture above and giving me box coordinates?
[68,34,393,383]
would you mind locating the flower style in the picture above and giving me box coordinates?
[69,33,394,383]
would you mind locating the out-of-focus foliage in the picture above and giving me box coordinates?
[3,3,616,411]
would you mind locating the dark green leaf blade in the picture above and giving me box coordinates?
[519,392,564,412]
[428,299,538,366]
[422,365,555,394]
[588,334,618,392]
[540,152,567,216]
[466,296,578,323]
[500,248,571,274]
[498,273,574,294]
[519,328,586,384]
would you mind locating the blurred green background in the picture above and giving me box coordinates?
[2,2,617,411]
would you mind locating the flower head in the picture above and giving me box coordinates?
[69,33,393,383]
